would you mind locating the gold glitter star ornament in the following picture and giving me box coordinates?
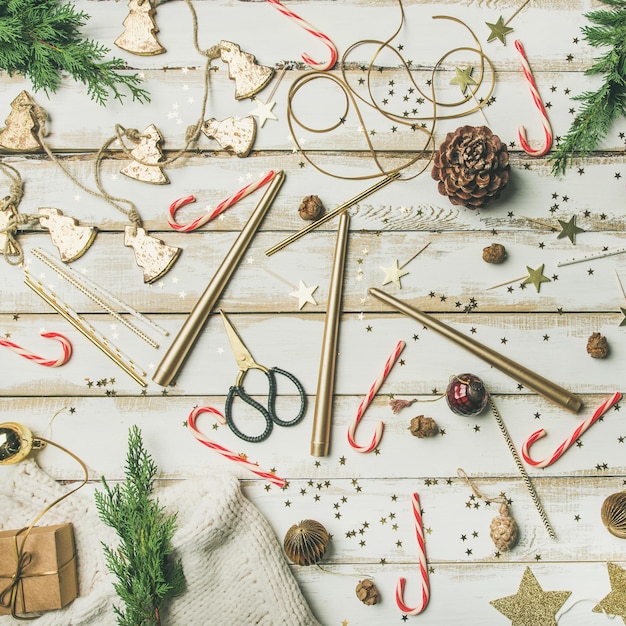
[490,567,571,626]
[593,562,626,623]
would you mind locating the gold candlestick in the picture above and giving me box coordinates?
[368,288,582,414]
[311,212,350,456]
[153,170,285,387]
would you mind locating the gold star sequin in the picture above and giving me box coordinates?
[486,16,514,44]
[522,264,551,292]
[450,66,477,94]
[557,215,585,244]
[490,567,571,625]
[593,562,626,623]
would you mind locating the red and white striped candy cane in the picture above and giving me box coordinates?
[515,40,553,157]
[0,331,72,367]
[186,406,287,488]
[396,492,430,615]
[168,170,276,233]
[266,0,338,71]
[522,391,622,468]
[347,340,405,453]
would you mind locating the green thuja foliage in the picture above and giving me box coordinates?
[550,0,626,175]
[0,0,150,105]
[95,426,185,626]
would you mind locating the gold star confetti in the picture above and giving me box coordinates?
[289,280,318,309]
[594,562,626,622]
[485,16,514,44]
[450,66,477,94]
[557,215,585,244]
[490,567,571,625]
[522,264,551,292]
[380,259,409,288]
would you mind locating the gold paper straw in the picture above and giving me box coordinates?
[24,274,147,386]
[311,212,350,456]
[265,172,400,257]
[153,170,286,387]
[368,288,582,413]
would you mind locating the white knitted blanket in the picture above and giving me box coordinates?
[0,461,321,626]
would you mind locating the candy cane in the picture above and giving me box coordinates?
[514,40,553,157]
[168,170,276,233]
[266,0,338,71]
[186,406,287,488]
[347,340,405,452]
[0,331,72,367]
[522,392,622,468]
[396,492,430,615]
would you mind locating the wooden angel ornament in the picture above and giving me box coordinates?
[120,124,169,184]
[115,0,165,56]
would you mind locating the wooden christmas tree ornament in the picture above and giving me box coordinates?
[219,41,274,100]
[0,91,45,152]
[120,124,169,184]
[38,208,97,263]
[202,116,257,157]
[601,492,626,538]
[283,519,329,566]
[0,194,20,258]
[124,225,181,284]
[115,0,165,56]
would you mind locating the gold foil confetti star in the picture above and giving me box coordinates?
[289,280,318,309]
[381,259,409,288]
[490,567,571,626]
[450,66,477,94]
[593,563,626,622]
[522,264,551,292]
[557,215,585,244]
[486,16,514,44]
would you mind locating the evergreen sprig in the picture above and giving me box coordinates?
[95,426,185,626]
[550,0,626,175]
[0,0,150,105]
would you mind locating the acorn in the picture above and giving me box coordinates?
[355,579,380,605]
[283,519,330,565]
[490,502,519,552]
[446,373,488,416]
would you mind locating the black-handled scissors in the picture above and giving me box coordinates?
[220,310,307,443]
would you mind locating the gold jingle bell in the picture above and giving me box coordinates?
[0,422,46,465]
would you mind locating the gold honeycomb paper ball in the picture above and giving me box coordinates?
[601,492,626,539]
[283,519,330,566]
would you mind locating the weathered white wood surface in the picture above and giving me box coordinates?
[1,1,626,624]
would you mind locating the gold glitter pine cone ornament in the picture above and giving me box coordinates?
[490,502,519,551]
[431,125,510,209]
[283,519,330,566]
[601,492,626,538]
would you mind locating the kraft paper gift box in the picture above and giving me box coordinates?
[0,523,78,616]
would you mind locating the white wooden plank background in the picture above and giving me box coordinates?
[1,0,626,624]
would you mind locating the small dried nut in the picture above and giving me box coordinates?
[408,415,438,438]
[587,332,609,358]
[355,579,380,605]
[482,242,506,264]
[298,195,325,221]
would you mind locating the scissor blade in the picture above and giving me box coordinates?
[219,310,256,369]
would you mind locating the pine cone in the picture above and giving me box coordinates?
[490,503,519,552]
[298,195,325,221]
[587,332,609,359]
[356,579,380,605]
[482,242,506,264]
[408,415,438,438]
[431,125,510,209]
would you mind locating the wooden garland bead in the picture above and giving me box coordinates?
[356,579,380,605]
[601,492,626,538]
[489,502,519,552]
[283,519,330,566]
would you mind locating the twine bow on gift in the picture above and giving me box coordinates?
[0,529,34,619]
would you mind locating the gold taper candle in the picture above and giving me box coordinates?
[265,172,399,257]
[368,288,582,414]
[311,212,351,456]
[153,170,285,387]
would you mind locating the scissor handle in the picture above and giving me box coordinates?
[267,367,307,427]
[225,384,273,443]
